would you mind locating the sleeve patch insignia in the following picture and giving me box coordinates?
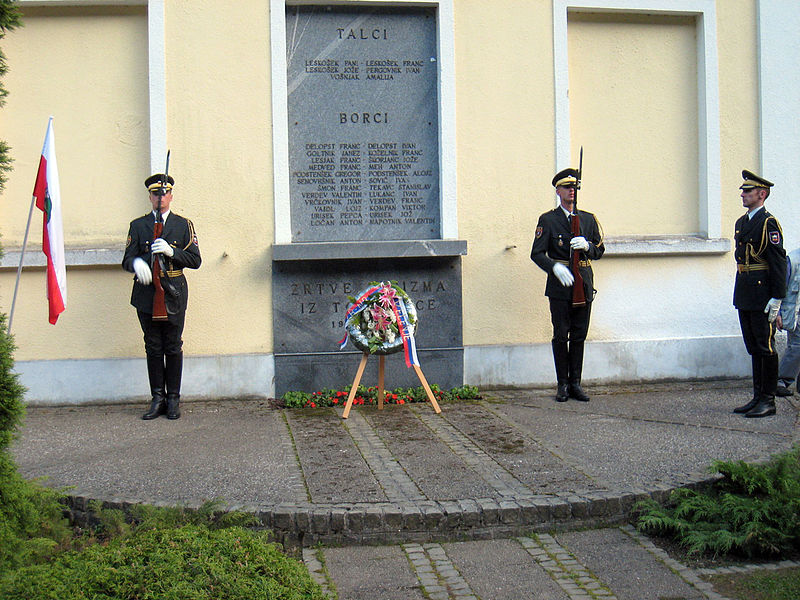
[770,231,781,245]
[535,227,543,239]
[193,234,199,247]
[126,234,131,248]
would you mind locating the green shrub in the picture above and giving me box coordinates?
[0,525,326,600]
[90,498,260,538]
[0,312,72,574]
[635,446,800,558]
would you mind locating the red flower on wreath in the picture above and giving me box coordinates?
[370,305,391,332]
[378,284,397,308]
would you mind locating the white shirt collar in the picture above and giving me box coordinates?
[747,205,764,220]
[560,205,574,218]
[152,209,171,222]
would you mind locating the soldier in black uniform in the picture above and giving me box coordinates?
[531,168,605,402]
[122,174,201,420]
[732,170,785,418]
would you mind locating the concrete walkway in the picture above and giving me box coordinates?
[12,379,800,599]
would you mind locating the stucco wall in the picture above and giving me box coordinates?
[0,0,790,402]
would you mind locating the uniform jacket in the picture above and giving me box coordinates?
[530,207,605,301]
[733,207,786,311]
[122,212,201,316]
[778,248,800,331]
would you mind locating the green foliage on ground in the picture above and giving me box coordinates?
[281,383,480,408]
[0,524,326,600]
[635,446,800,558]
[0,312,74,574]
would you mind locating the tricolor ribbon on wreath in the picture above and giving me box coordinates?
[337,281,420,368]
[389,295,419,368]
[337,284,382,349]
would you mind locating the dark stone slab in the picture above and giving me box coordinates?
[272,257,463,395]
[442,403,603,494]
[285,409,386,503]
[286,5,440,242]
[323,545,428,600]
[363,408,497,501]
[556,528,705,600]
[445,539,571,600]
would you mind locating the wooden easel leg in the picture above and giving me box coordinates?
[413,364,442,414]
[342,353,369,419]
[378,355,385,410]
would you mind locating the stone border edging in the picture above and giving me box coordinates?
[62,472,718,549]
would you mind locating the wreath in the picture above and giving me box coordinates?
[344,281,418,355]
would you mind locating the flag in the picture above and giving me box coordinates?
[32,117,66,324]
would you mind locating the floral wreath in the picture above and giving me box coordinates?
[342,281,418,356]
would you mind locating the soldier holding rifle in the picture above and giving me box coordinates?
[531,159,605,402]
[732,170,785,418]
[122,167,201,420]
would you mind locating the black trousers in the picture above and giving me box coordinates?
[738,309,779,399]
[549,299,591,343]
[137,310,185,357]
[737,309,776,356]
[549,299,592,383]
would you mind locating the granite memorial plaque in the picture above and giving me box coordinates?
[286,5,440,242]
[272,257,462,396]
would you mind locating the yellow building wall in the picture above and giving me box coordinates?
[0,5,149,361]
[0,2,275,361]
[568,12,698,236]
[456,0,556,347]
[0,0,766,375]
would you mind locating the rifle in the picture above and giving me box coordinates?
[571,147,586,307]
[151,150,171,319]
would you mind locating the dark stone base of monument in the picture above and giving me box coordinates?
[272,244,465,397]
[274,349,462,398]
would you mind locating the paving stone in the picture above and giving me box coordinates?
[556,528,704,600]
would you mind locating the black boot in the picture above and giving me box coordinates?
[569,382,590,402]
[552,341,569,402]
[165,352,183,420]
[746,397,776,418]
[747,355,778,418]
[142,355,166,420]
[567,341,589,401]
[734,355,761,414]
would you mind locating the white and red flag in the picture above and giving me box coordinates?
[32,117,66,324]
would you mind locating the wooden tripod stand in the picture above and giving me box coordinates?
[341,353,442,419]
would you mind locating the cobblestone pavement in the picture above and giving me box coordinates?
[12,380,800,598]
[304,526,800,600]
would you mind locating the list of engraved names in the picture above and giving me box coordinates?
[286,7,439,242]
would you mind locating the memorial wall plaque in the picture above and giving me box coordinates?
[272,257,462,396]
[286,6,440,242]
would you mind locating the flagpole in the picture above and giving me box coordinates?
[7,193,37,334]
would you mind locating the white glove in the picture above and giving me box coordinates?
[151,238,174,257]
[570,236,590,251]
[132,257,152,285]
[552,263,574,287]
[765,298,782,323]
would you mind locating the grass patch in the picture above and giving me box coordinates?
[705,567,800,600]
